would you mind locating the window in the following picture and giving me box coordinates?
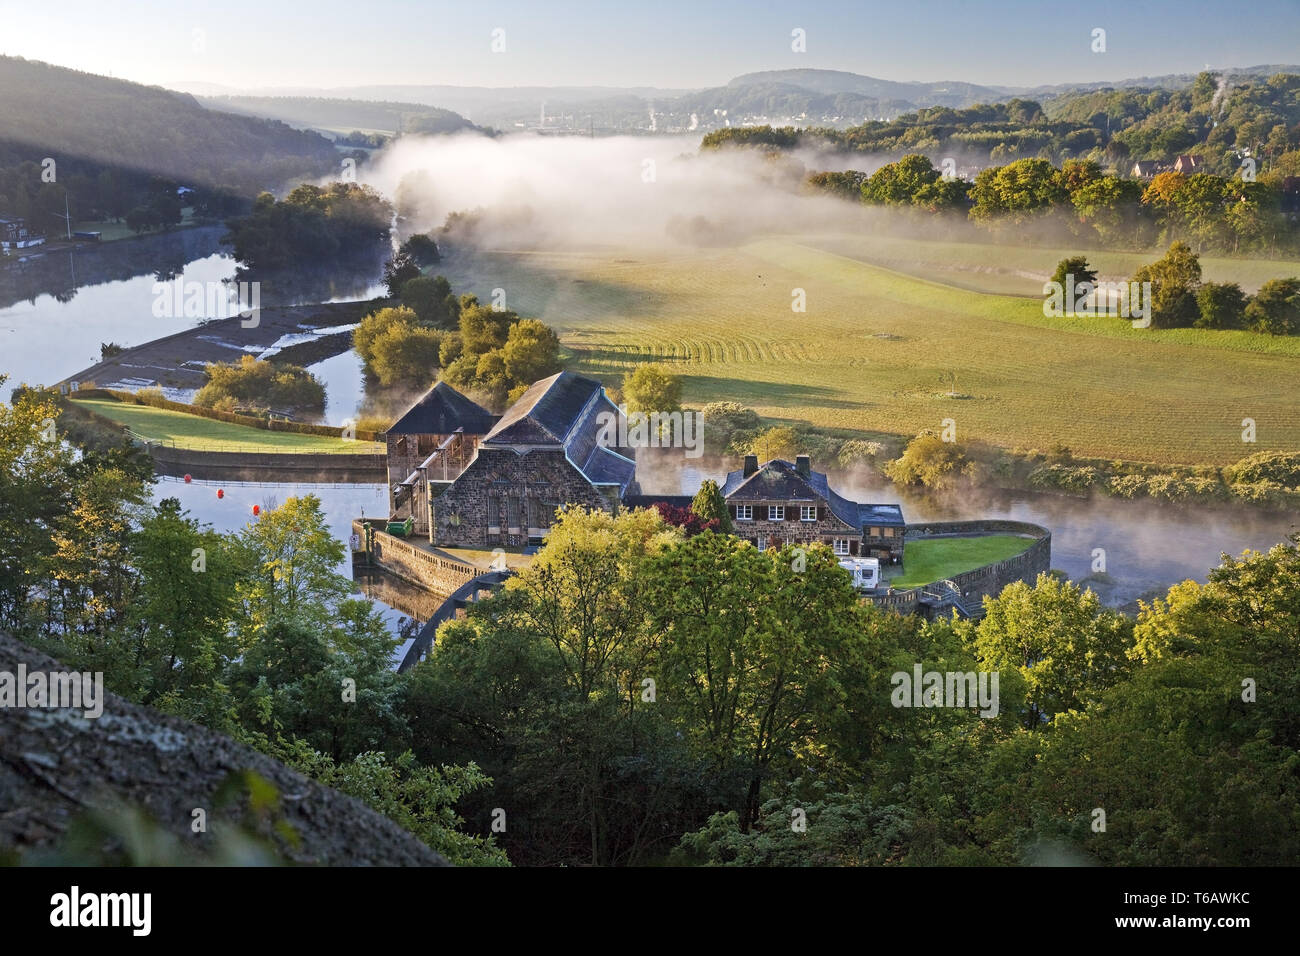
[832,538,850,556]
[768,505,785,521]
[800,505,818,522]
[756,534,767,552]
[735,504,753,521]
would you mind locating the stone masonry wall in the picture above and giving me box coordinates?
[431,447,615,548]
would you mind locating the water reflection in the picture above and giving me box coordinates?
[0,227,385,399]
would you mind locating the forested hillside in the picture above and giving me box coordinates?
[0,57,342,234]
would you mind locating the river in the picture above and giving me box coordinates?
[7,231,1299,639]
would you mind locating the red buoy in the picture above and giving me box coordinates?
[183,474,192,483]
[252,504,260,516]
[216,489,224,499]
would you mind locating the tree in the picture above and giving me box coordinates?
[383,252,421,297]
[644,535,868,828]
[885,431,971,490]
[690,478,733,533]
[47,466,149,635]
[622,364,682,414]
[0,382,78,632]
[1194,281,1248,329]
[971,573,1135,728]
[129,498,244,705]
[398,275,459,329]
[861,154,939,206]
[1131,241,1202,328]
[1049,255,1096,291]
[354,305,419,377]
[235,495,349,638]
[501,319,561,385]
[458,301,516,355]
[399,233,441,266]
[969,159,1067,223]
[1245,277,1300,335]
[749,425,801,463]
[699,401,761,457]
[368,325,444,388]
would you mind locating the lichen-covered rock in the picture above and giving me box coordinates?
[0,631,449,866]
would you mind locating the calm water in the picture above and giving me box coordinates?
[0,228,384,403]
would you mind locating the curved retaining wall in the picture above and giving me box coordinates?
[351,521,482,595]
[870,519,1052,615]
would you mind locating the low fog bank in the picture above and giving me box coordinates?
[637,447,1300,609]
[357,131,1140,259]
[361,132,970,252]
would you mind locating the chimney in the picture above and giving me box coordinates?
[795,455,811,478]
[743,454,758,478]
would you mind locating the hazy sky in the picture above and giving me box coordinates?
[1,0,1296,91]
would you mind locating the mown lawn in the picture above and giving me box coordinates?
[72,398,382,454]
[890,535,1035,588]
[438,235,1300,465]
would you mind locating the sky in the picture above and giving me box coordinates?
[0,0,1297,92]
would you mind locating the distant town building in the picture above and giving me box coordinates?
[0,216,45,250]
[1130,155,1205,179]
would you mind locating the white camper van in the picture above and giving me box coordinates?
[838,557,881,590]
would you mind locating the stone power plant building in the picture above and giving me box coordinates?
[384,372,905,555]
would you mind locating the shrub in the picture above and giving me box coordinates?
[1224,451,1300,488]
[193,354,325,414]
[885,431,973,490]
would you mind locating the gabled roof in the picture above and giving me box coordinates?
[722,458,903,529]
[387,382,497,436]
[483,372,598,446]
[479,371,637,496]
[722,458,821,502]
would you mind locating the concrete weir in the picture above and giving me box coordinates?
[145,443,386,482]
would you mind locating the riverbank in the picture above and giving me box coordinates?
[57,298,381,400]
[58,392,386,482]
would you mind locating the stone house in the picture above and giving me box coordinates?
[721,455,905,563]
[430,371,637,548]
[385,382,498,536]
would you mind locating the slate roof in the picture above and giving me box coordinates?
[484,372,598,446]
[387,382,497,436]
[481,371,637,495]
[859,503,906,526]
[721,458,903,530]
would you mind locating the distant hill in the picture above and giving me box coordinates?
[723,69,1007,104]
[0,56,339,193]
[165,64,1300,135]
[200,95,487,139]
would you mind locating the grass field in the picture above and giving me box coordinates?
[438,234,1300,465]
[72,399,383,454]
[889,535,1035,588]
